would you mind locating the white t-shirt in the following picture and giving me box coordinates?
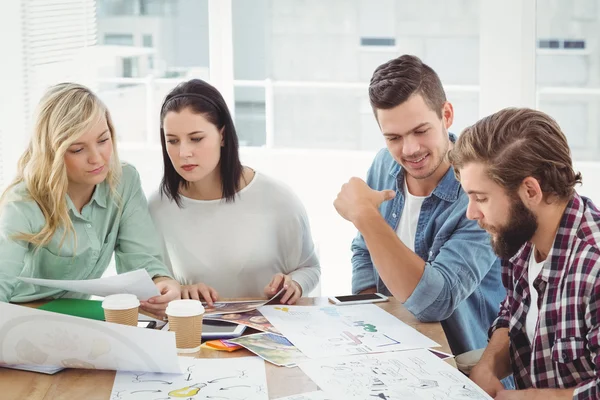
[526,245,547,344]
[396,178,428,251]
[148,172,320,298]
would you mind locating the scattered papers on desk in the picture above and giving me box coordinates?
[274,391,333,400]
[0,302,180,374]
[17,269,159,300]
[259,304,439,359]
[111,356,268,400]
[205,309,282,334]
[0,363,64,374]
[203,287,285,315]
[298,348,492,400]
[227,332,308,367]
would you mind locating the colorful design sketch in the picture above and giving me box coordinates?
[111,356,268,400]
[203,288,285,316]
[0,302,180,373]
[226,333,307,367]
[258,304,439,359]
[203,300,266,316]
[205,309,281,334]
[273,391,333,400]
[298,348,492,400]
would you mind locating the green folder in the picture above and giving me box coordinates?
[38,298,106,321]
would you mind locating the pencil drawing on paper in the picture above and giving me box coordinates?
[298,348,492,400]
[110,356,268,400]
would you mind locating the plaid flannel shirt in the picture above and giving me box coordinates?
[489,193,600,399]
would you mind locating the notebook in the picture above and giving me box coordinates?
[37,298,105,321]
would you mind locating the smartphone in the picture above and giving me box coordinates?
[328,293,389,305]
[201,320,246,339]
[137,321,157,329]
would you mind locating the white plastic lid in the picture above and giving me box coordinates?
[166,299,205,317]
[102,294,140,310]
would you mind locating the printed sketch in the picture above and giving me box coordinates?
[259,304,438,359]
[203,288,285,316]
[110,356,268,400]
[205,309,281,334]
[227,332,307,367]
[298,348,492,400]
[203,300,266,316]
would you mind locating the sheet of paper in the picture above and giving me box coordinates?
[259,304,439,359]
[17,269,160,300]
[227,332,308,367]
[298,348,492,400]
[274,391,333,400]
[111,356,268,400]
[0,363,64,374]
[205,309,282,334]
[202,287,286,315]
[0,302,180,373]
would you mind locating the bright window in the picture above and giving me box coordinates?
[4,0,597,296]
[536,0,600,162]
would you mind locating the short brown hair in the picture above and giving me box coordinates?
[451,108,582,200]
[369,54,446,118]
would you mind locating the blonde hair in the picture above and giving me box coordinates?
[0,83,122,247]
[451,107,581,201]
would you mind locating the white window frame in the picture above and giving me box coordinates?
[208,0,235,119]
[0,0,572,186]
[207,0,540,147]
[479,0,537,115]
[97,0,543,150]
[0,1,28,188]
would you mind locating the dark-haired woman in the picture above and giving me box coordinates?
[149,79,320,306]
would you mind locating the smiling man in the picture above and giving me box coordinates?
[333,55,505,356]
[452,108,600,400]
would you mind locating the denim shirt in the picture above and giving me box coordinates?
[351,147,505,355]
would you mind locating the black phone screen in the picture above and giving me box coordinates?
[137,321,157,329]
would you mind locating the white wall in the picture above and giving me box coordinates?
[573,161,600,200]
[0,1,28,189]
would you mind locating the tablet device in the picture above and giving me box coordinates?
[201,320,246,340]
[160,320,246,339]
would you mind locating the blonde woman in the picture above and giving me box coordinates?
[0,83,180,316]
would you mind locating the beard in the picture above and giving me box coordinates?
[481,197,538,259]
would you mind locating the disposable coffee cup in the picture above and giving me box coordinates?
[102,294,140,326]
[166,300,204,353]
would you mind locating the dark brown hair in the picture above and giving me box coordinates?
[159,79,242,206]
[451,107,582,201]
[369,54,446,117]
